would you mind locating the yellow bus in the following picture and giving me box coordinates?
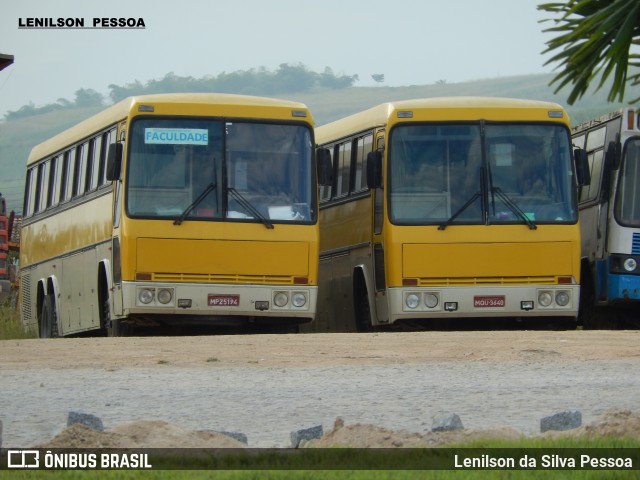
[315,97,589,331]
[20,93,328,336]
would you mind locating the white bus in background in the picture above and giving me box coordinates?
[572,107,640,328]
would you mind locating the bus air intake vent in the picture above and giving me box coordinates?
[152,273,294,285]
[417,276,558,286]
[21,272,32,322]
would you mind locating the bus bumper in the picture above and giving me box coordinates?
[607,274,640,302]
[387,284,579,322]
[117,281,317,322]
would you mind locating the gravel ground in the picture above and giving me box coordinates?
[1,330,640,448]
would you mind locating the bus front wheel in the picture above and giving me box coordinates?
[354,284,374,332]
[103,297,132,337]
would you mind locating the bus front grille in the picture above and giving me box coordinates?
[633,233,640,255]
[151,273,295,285]
[417,276,558,286]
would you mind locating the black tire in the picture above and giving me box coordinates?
[354,287,374,332]
[39,294,58,338]
[104,297,132,337]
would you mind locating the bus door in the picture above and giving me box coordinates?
[371,132,388,324]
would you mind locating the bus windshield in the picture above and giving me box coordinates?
[126,119,314,224]
[614,138,640,227]
[388,123,576,226]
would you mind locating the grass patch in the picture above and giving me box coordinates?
[0,304,35,340]
[0,437,638,479]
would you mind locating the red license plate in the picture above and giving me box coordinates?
[473,295,505,308]
[208,295,240,307]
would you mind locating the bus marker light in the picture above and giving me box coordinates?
[444,302,458,312]
[548,110,564,118]
[177,299,192,308]
[557,276,575,284]
[255,301,269,311]
[521,301,534,311]
[138,105,154,112]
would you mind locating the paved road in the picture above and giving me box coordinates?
[2,333,640,447]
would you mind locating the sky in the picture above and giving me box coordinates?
[1,0,558,118]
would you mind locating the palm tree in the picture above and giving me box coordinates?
[539,0,640,104]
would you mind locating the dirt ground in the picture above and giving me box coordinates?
[3,330,640,448]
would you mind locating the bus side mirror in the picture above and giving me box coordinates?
[366,151,383,189]
[106,143,123,181]
[605,138,621,170]
[316,148,333,186]
[574,148,590,186]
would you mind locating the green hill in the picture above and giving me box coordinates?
[1,72,637,214]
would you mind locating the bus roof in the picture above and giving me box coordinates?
[316,96,568,144]
[27,93,312,165]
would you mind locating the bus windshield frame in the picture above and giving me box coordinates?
[125,117,316,225]
[614,137,640,228]
[387,121,577,227]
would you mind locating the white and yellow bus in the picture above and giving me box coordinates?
[20,93,328,336]
[572,107,640,328]
[315,97,589,331]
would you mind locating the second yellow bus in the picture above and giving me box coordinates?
[314,97,589,331]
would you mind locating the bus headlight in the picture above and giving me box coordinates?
[555,290,570,307]
[274,292,289,307]
[138,288,155,304]
[157,288,173,305]
[538,291,553,307]
[291,292,307,308]
[424,293,439,308]
[405,294,420,309]
[624,258,638,272]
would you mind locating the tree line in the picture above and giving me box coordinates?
[4,63,359,121]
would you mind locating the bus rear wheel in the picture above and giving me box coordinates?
[39,294,58,338]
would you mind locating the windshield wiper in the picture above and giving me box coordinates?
[228,187,274,229]
[174,182,217,225]
[438,191,481,230]
[491,186,537,230]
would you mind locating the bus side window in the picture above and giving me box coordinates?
[87,135,103,192]
[354,134,373,192]
[73,143,88,197]
[36,162,49,213]
[335,141,352,197]
[24,167,37,217]
[46,156,58,209]
[319,146,334,203]
[61,149,73,202]
[580,127,606,204]
[98,129,115,186]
